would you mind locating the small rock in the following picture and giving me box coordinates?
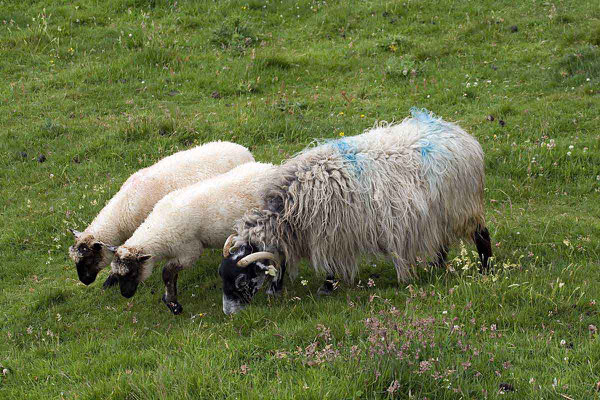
[487,115,495,122]
[510,25,518,33]
[499,383,514,392]
[37,154,46,163]
[499,119,506,127]
[211,91,221,99]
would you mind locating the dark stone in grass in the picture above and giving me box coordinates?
[499,383,515,392]
[20,151,27,159]
[487,115,495,122]
[211,91,221,99]
[510,25,518,33]
[37,154,46,163]
[499,119,506,127]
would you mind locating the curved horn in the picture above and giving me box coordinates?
[223,234,237,257]
[237,252,280,269]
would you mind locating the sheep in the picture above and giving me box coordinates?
[109,161,277,314]
[68,141,254,288]
[218,108,492,315]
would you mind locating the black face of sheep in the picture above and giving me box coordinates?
[113,254,150,298]
[69,242,104,285]
[219,237,281,315]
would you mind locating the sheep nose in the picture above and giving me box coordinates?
[76,266,98,285]
[222,294,245,315]
[119,278,139,298]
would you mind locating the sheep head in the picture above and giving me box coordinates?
[68,229,113,285]
[218,238,281,315]
[109,246,152,298]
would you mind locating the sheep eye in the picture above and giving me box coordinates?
[235,275,248,289]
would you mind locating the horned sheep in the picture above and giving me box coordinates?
[68,141,253,287]
[109,161,277,314]
[219,108,492,315]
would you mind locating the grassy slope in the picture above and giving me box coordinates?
[0,0,599,398]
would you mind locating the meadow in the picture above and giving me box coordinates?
[1,0,599,398]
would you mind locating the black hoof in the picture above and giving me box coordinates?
[317,278,336,296]
[317,285,333,296]
[102,274,119,289]
[162,295,183,315]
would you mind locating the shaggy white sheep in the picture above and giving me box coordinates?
[69,141,253,287]
[109,161,276,314]
[218,108,492,314]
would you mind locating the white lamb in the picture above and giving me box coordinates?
[109,161,276,314]
[69,141,253,288]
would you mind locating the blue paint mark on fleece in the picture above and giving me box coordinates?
[409,107,451,199]
[410,107,442,126]
[409,107,449,161]
[329,138,365,176]
[418,140,436,158]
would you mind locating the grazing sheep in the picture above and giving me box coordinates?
[109,162,276,314]
[219,108,492,314]
[68,141,253,287]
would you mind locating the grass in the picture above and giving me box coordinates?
[1,0,599,398]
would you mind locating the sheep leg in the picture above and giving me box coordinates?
[317,274,336,296]
[102,273,119,289]
[394,258,413,283]
[161,263,183,315]
[429,245,449,269]
[473,226,492,273]
[267,260,287,296]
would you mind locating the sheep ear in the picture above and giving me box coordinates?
[69,229,83,239]
[138,254,151,262]
[106,245,118,253]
